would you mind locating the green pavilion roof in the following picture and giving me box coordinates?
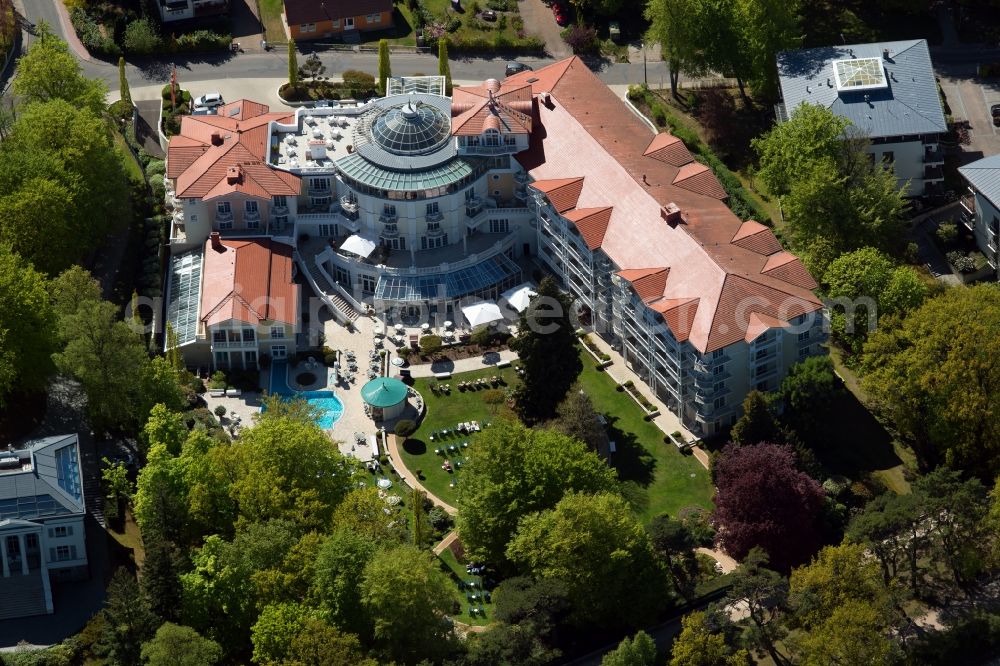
[335,152,478,192]
[361,377,409,408]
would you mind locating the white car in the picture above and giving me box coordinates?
[193,92,224,109]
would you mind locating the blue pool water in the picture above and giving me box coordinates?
[267,360,345,429]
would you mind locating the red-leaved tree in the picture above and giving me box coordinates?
[712,443,825,571]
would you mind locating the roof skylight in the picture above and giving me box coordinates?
[833,58,888,91]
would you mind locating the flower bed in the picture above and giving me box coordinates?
[578,333,612,367]
[619,380,659,418]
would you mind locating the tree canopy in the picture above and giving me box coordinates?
[140,623,222,666]
[862,285,1000,478]
[510,276,582,424]
[456,420,618,566]
[823,247,927,352]
[669,611,750,666]
[601,630,658,666]
[506,492,666,627]
[712,443,825,571]
[0,245,57,404]
[360,545,457,663]
[13,22,107,114]
[752,104,906,276]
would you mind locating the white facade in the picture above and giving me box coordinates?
[959,187,1000,273]
[868,135,944,197]
[156,0,228,22]
[0,434,88,620]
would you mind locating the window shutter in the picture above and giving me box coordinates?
[49,548,55,561]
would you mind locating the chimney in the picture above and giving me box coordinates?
[210,231,222,251]
[660,202,682,227]
[539,91,552,107]
[883,48,890,60]
[211,131,223,146]
[226,165,241,184]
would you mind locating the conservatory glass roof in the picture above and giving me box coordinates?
[375,254,521,302]
[371,99,452,156]
[336,152,481,192]
[166,249,203,345]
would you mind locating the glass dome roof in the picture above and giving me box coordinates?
[370,100,451,156]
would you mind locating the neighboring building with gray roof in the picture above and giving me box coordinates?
[959,154,1000,274]
[776,39,947,197]
[0,434,88,620]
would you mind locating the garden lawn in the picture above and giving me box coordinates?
[257,0,287,42]
[113,129,145,185]
[438,544,493,626]
[575,354,714,523]
[398,364,521,506]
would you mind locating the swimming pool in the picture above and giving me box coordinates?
[268,361,345,429]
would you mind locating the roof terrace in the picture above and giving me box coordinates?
[268,105,368,175]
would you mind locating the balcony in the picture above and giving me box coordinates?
[211,339,256,349]
[514,170,530,184]
[380,224,399,238]
[216,211,233,224]
[244,210,261,225]
[379,212,397,224]
[426,224,445,237]
[923,147,944,164]
[272,204,289,216]
[339,195,359,215]
[924,165,944,181]
[460,144,516,156]
[425,210,444,224]
[960,194,976,216]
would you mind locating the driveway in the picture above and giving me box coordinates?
[937,72,1000,162]
[518,0,570,58]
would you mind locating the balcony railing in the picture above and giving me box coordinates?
[960,194,976,215]
[216,211,233,223]
[339,196,359,214]
[379,213,397,224]
[211,339,256,349]
[426,224,444,237]
[923,148,944,163]
[460,144,516,155]
[272,204,289,216]
[244,211,261,224]
[425,211,444,223]
[380,224,399,238]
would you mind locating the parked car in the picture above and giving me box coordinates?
[992,103,1000,117]
[505,61,533,77]
[552,5,568,25]
[193,92,224,109]
[480,9,497,21]
[994,114,1000,127]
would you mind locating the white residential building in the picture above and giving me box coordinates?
[776,39,947,198]
[0,434,88,620]
[959,154,1000,274]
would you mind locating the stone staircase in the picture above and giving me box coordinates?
[300,258,360,322]
[0,573,49,620]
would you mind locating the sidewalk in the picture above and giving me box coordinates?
[401,349,518,379]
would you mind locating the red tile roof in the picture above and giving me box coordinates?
[201,237,299,327]
[744,312,790,343]
[617,267,669,302]
[168,101,300,200]
[451,80,533,136]
[511,57,822,353]
[563,207,612,250]
[672,162,727,199]
[283,0,391,25]
[643,133,693,166]
[530,177,584,213]
[731,220,783,255]
[761,252,818,290]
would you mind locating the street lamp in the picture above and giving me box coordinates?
[640,42,647,86]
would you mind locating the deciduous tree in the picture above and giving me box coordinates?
[649,514,699,600]
[251,602,311,665]
[140,623,222,666]
[729,390,782,446]
[862,285,1000,478]
[13,22,107,114]
[602,630,658,666]
[456,420,617,566]
[549,386,609,454]
[360,545,457,663]
[670,611,750,666]
[0,246,57,404]
[283,618,376,666]
[712,443,825,571]
[506,492,666,627]
[510,276,582,424]
[644,0,705,98]
[312,527,381,637]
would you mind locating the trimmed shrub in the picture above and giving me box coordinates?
[561,25,598,54]
[395,419,417,437]
[214,405,227,418]
[123,17,160,54]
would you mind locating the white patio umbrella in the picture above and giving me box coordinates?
[340,233,378,258]
[501,283,537,313]
[462,301,504,328]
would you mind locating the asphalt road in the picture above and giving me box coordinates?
[10,0,667,94]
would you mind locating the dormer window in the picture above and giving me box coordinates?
[483,129,501,146]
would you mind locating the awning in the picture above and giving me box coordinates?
[340,233,378,258]
[501,283,536,313]
[462,301,504,328]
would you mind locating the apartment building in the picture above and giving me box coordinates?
[0,434,88,620]
[959,154,1000,275]
[776,39,947,197]
[282,0,393,41]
